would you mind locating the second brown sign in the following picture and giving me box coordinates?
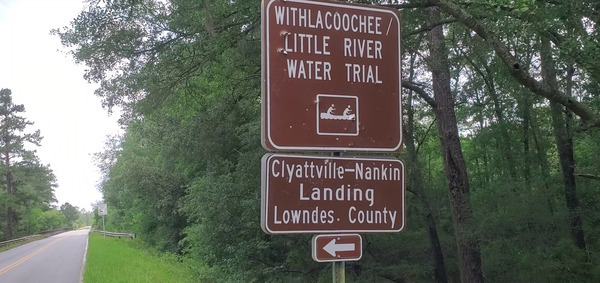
[261,154,405,234]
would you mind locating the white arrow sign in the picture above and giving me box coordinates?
[323,239,356,257]
[312,234,362,262]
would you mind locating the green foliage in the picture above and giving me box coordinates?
[100,127,188,251]
[40,209,67,230]
[77,209,94,227]
[60,202,81,228]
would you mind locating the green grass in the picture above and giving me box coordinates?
[84,233,203,282]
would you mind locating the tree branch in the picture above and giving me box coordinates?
[574,173,600,181]
[402,81,437,109]
[404,19,457,38]
[428,0,600,128]
[416,117,437,154]
[380,1,433,9]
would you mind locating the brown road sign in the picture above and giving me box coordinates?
[261,154,405,234]
[312,234,362,262]
[261,0,402,152]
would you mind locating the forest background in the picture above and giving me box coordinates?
[49,0,600,282]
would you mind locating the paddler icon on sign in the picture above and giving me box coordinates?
[317,94,359,136]
[320,104,355,121]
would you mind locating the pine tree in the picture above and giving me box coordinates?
[0,88,42,239]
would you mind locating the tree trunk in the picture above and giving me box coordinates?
[540,35,586,250]
[426,6,484,283]
[516,51,536,191]
[466,56,517,182]
[405,52,448,283]
[405,125,449,283]
[474,92,490,186]
[486,71,517,182]
[530,113,555,215]
[520,93,532,190]
[5,154,14,239]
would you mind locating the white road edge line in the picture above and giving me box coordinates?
[79,229,89,283]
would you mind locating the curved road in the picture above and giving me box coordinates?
[0,229,89,283]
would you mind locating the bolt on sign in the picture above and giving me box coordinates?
[261,154,405,234]
[312,234,362,262]
[261,0,402,152]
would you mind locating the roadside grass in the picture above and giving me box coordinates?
[84,233,206,282]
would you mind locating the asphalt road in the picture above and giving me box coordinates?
[0,229,89,283]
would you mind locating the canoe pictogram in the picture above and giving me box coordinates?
[320,104,355,120]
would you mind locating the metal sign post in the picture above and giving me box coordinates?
[98,203,108,241]
[333,261,345,283]
[102,215,105,241]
